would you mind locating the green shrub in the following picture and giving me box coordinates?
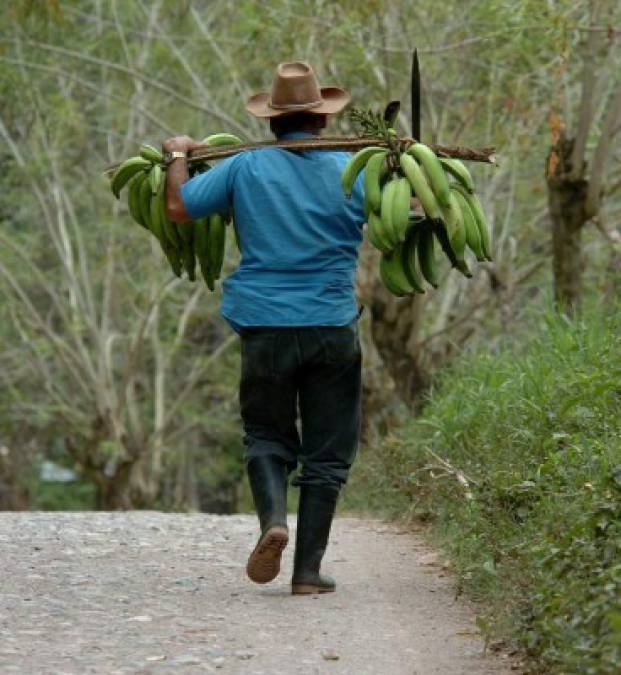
[369,305,621,673]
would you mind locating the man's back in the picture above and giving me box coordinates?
[181,131,365,329]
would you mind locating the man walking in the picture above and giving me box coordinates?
[163,62,365,595]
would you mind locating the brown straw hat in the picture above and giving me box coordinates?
[246,61,351,118]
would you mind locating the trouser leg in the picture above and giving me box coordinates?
[293,322,362,490]
[291,322,362,593]
[239,329,299,472]
[239,329,299,584]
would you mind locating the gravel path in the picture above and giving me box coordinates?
[0,513,515,674]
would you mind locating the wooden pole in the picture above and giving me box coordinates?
[187,137,497,164]
[104,137,497,176]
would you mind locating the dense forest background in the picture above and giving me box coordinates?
[0,0,620,511]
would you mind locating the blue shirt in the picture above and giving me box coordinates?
[180,131,365,331]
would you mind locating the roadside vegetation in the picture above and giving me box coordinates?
[346,300,621,673]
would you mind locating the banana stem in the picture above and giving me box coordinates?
[104,138,497,176]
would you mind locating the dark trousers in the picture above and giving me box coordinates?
[239,320,362,491]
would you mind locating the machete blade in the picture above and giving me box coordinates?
[411,48,421,141]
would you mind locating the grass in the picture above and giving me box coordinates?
[348,304,621,674]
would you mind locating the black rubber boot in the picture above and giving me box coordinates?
[246,455,289,584]
[291,485,339,595]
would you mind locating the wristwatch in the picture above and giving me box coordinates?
[163,150,187,165]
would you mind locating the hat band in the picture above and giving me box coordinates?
[268,98,323,111]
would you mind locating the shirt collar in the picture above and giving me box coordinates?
[277,131,317,140]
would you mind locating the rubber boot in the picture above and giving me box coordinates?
[291,485,339,595]
[246,455,289,584]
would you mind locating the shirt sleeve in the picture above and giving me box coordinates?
[180,153,244,220]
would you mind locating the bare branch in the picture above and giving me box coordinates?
[4,38,250,135]
[155,334,236,442]
[586,83,621,217]
[0,57,174,135]
[570,9,604,179]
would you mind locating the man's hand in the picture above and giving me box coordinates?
[162,135,200,155]
[162,136,198,224]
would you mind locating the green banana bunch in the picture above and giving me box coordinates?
[339,133,492,294]
[111,135,245,288]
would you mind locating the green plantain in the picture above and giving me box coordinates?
[177,221,196,281]
[139,144,164,164]
[401,228,426,293]
[341,146,386,198]
[379,245,414,296]
[148,163,163,195]
[201,133,243,146]
[439,157,475,193]
[127,173,149,229]
[151,181,182,277]
[194,218,215,291]
[110,156,150,199]
[364,150,388,213]
[392,177,412,243]
[399,152,442,220]
[452,187,485,261]
[451,182,492,261]
[407,143,451,208]
[417,225,440,289]
[208,213,226,280]
[367,211,393,254]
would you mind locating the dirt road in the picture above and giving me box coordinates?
[0,513,515,674]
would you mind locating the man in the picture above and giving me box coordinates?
[163,62,365,595]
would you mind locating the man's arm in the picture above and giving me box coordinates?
[162,135,200,223]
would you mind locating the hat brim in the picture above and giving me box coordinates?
[245,87,351,118]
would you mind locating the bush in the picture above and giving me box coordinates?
[366,306,621,673]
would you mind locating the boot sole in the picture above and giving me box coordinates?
[291,583,335,595]
[246,526,289,584]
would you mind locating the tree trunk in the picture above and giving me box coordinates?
[357,244,430,410]
[368,290,429,408]
[91,454,159,510]
[548,178,588,312]
[546,133,589,313]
